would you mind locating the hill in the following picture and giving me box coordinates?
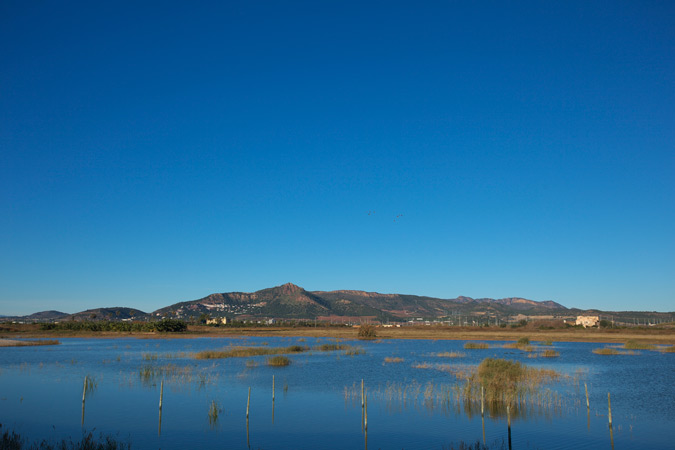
[153,283,568,322]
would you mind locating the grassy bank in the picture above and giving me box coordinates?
[3,323,675,344]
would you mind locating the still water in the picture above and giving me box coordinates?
[1,336,673,449]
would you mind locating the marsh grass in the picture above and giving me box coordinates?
[384,357,404,363]
[138,363,215,387]
[346,359,564,418]
[1,427,131,449]
[194,345,308,360]
[541,350,559,358]
[435,352,465,358]
[464,342,489,350]
[267,356,291,366]
[623,340,656,350]
[344,346,365,356]
[592,348,638,355]
[314,343,350,351]
[541,340,553,346]
[245,359,258,368]
[660,345,675,353]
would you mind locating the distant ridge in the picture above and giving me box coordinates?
[3,283,673,324]
[150,282,568,321]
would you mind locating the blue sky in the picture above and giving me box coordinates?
[1,1,673,315]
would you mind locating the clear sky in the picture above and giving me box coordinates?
[1,1,673,316]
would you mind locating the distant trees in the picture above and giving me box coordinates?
[40,319,188,333]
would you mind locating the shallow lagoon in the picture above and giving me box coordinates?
[1,336,673,449]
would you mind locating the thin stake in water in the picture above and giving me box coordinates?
[608,392,612,427]
[584,382,589,410]
[246,387,251,419]
[481,386,484,417]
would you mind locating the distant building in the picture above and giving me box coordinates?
[206,317,228,325]
[575,316,599,328]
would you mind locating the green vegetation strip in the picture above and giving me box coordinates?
[194,345,308,359]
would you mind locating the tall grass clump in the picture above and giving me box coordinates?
[661,345,675,353]
[541,350,559,358]
[517,337,530,345]
[466,358,559,405]
[464,342,489,350]
[267,356,291,367]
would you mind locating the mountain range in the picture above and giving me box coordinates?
[2,283,672,324]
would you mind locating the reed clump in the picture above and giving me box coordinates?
[464,342,489,350]
[267,356,291,366]
[344,346,365,356]
[660,345,675,353]
[384,357,404,363]
[467,358,560,405]
[194,345,308,360]
[541,350,559,358]
[208,400,220,425]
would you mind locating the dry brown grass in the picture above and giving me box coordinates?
[384,356,404,363]
[4,322,675,344]
[435,351,465,358]
[541,350,559,358]
[0,339,60,347]
[592,347,638,355]
[464,342,489,349]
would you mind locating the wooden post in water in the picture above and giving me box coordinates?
[272,375,275,402]
[246,387,251,420]
[481,386,484,417]
[507,404,512,450]
[584,382,589,410]
[364,390,368,431]
[158,380,164,435]
[607,392,612,428]
[82,376,87,403]
[361,379,364,409]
